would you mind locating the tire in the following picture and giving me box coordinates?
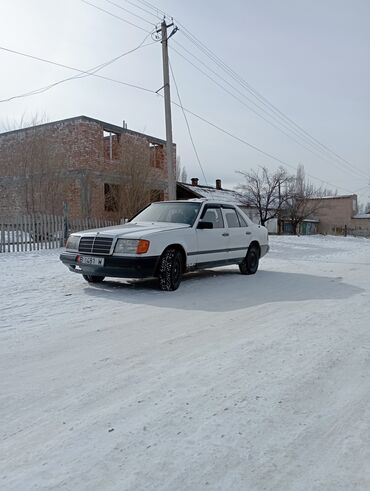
[82,274,105,283]
[158,248,183,291]
[239,245,259,275]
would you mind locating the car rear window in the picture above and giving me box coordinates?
[224,209,240,228]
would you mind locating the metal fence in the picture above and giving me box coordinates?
[0,214,118,253]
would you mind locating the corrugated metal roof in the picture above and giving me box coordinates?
[177,182,247,206]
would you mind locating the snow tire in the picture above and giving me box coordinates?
[239,245,259,275]
[82,275,105,283]
[158,248,183,291]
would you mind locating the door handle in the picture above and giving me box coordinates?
[222,232,229,237]
[245,231,251,235]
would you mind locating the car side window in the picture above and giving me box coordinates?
[202,207,224,228]
[237,212,248,227]
[224,209,240,228]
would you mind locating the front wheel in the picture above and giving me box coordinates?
[239,245,259,275]
[82,274,105,283]
[158,248,183,291]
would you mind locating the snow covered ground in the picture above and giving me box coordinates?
[1,235,370,491]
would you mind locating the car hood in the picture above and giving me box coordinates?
[77,222,191,239]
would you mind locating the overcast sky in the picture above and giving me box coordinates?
[1,0,370,204]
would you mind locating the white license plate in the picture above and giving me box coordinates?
[79,256,105,266]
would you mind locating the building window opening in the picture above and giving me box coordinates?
[103,130,120,161]
[149,143,164,169]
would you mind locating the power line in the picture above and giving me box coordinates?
[0,44,157,103]
[0,40,352,192]
[178,28,370,181]
[102,0,156,26]
[122,0,162,20]
[168,98,355,194]
[134,0,166,19]
[171,40,369,182]
[170,45,367,182]
[127,0,370,181]
[75,0,359,192]
[169,59,208,185]
[0,12,358,195]
[80,0,152,32]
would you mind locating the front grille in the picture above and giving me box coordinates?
[79,236,113,255]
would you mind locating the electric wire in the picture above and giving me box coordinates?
[134,0,166,19]
[122,0,162,21]
[178,29,370,181]
[0,4,358,194]
[172,40,368,181]
[169,59,208,185]
[103,0,156,26]
[168,99,354,194]
[0,44,157,103]
[0,40,351,192]
[170,44,366,181]
[100,0,370,183]
[127,0,370,181]
[80,0,152,32]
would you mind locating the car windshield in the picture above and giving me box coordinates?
[131,202,202,226]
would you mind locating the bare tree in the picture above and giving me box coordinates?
[1,113,65,216]
[0,112,49,132]
[115,136,156,220]
[284,165,331,235]
[237,166,292,226]
[176,156,188,183]
[357,200,370,215]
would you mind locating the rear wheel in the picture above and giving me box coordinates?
[158,248,183,291]
[239,245,259,275]
[82,274,105,283]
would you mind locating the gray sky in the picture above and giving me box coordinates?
[1,0,370,204]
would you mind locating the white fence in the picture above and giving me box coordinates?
[0,214,118,253]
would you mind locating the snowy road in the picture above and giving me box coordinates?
[1,236,370,490]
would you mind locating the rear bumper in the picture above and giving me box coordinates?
[60,252,160,279]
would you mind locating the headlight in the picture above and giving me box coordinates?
[66,235,80,251]
[114,239,150,255]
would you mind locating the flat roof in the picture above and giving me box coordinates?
[309,194,356,200]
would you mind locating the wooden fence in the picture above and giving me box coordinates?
[0,214,119,253]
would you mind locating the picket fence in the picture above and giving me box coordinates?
[0,214,119,253]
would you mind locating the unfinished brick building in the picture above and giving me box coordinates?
[0,116,175,220]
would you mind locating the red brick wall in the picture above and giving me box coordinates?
[0,117,175,220]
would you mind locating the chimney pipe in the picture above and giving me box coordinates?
[191,178,199,186]
[216,179,222,190]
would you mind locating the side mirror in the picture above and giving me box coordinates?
[197,220,213,229]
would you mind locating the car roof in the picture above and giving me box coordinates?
[152,199,240,206]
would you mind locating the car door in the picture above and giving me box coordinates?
[221,206,251,261]
[193,204,229,267]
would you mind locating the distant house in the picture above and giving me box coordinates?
[281,194,370,236]
[177,178,278,233]
[281,218,320,235]
[0,115,175,220]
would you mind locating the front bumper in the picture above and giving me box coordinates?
[60,252,160,279]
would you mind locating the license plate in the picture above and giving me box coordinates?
[79,256,105,266]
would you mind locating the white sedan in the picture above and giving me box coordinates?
[60,199,269,291]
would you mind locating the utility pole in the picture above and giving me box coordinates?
[159,19,177,200]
